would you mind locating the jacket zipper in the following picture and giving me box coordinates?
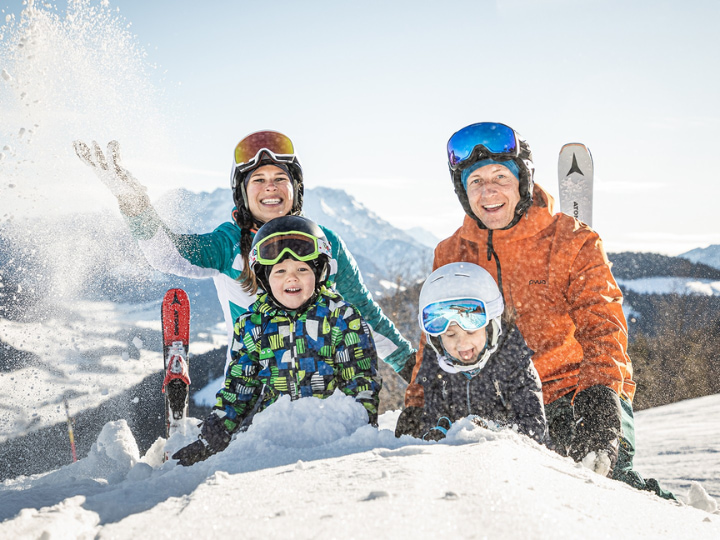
[494,380,508,409]
[289,318,298,400]
[466,379,472,414]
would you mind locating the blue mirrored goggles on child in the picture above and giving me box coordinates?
[447,122,519,171]
[421,298,492,336]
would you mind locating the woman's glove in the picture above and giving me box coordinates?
[568,385,622,477]
[73,140,149,216]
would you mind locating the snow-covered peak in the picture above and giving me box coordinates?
[404,226,442,250]
[680,244,720,271]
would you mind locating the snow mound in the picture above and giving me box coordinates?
[2,389,720,538]
[247,391,370,448]
[688,481,719,514]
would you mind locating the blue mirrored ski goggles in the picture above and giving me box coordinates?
[421,298,490,336]
[447,122,519,171]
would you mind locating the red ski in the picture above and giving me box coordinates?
[161,288,191,439]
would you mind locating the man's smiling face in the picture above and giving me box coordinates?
[465,163,520,230]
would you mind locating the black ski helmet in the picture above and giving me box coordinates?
[230,130,304,227]
[448,122,535,230]
[249,216,332,304]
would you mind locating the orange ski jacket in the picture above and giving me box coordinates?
[412,184,635,406]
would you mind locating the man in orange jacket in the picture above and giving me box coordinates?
[405,121,674,499]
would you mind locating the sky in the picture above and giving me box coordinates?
[1,0,719,255]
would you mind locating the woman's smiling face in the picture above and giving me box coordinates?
[245,164,294,223]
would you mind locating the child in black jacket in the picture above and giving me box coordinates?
[395,263,546,443]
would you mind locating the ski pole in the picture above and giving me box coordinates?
[64,397,77,463]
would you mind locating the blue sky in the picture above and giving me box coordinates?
[2,0,719,254]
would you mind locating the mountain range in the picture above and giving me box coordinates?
[154,186,434,297]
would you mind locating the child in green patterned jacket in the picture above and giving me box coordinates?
[173,216,382,466]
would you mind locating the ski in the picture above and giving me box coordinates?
[558,143,594,228]
[161,288,191,440]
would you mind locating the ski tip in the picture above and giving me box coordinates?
[163,288,189,302]
[559,142,592,157]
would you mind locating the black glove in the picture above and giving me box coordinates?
[568,385,622,477]
[172,438,215,467]
[171,412,233,467]
[546,397,575,456]
[397,352,417,384]
[201,411,233,452]
[422,416,452,442]
[395,406,424,438]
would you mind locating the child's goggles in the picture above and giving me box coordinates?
[232,131,296,188]
[251,231,331,266]
[421,298,498,336]
[447,122,519,171]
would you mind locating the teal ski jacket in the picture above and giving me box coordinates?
[123,205,413,372]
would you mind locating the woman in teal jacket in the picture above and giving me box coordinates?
[73,131,415,379]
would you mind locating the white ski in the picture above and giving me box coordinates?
[558,143,594,227]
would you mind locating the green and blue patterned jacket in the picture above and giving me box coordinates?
[214,286,382,429]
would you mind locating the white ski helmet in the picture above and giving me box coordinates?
[418,262,504,373]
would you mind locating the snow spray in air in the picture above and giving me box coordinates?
[0,0,178,302]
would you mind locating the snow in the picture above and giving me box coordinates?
[633,393,720,499]
[192,375,224,408]
[1,392,719,538]
[0,298,223,442]
[618,277,720,296]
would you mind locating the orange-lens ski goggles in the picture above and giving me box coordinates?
[234,131,295,166]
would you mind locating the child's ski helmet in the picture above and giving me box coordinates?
[230,130,304,227]
[446,122,535,229]
[249,216,331,306]
[418,262,504,373]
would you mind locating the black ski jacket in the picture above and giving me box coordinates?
[395,324,547,443]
